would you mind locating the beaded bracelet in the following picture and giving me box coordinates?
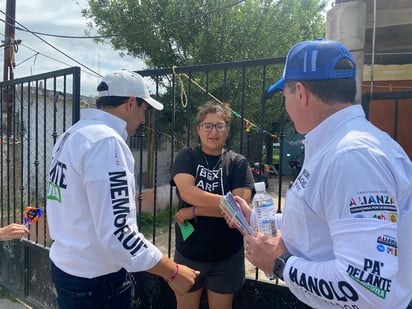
[165,263,179,283]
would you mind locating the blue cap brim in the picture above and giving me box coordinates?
[267,78,285,94]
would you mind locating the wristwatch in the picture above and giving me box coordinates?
[273,253,292,281]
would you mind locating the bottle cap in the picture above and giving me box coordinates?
[254,182,265,192]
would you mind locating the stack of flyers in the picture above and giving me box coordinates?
[219,192,255,236]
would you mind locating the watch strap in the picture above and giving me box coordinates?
[273,253,292,280]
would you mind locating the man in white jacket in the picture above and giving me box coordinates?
[47,71,198,308]
[233,39,412,308]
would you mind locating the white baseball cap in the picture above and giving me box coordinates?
[97,70,164,110]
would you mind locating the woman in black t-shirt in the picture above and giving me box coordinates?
[171,100,254,309]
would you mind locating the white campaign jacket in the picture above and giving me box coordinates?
[47,109,162,278]
[280,105,412,308]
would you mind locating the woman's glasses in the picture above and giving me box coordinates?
[200,123,227,132]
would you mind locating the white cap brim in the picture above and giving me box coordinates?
[144,96,164,111]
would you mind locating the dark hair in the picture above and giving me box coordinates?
[196,100,232,126]
[95,96,129,108]
[286,58,356,105]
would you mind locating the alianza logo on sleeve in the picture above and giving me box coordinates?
[376,234,398,256]
[109,171,148,255]
[349,191,397,214]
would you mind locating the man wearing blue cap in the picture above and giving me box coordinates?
[231,39,412,308]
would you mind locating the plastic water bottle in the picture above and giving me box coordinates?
[252,182,277,237]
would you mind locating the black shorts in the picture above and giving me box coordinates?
[174,248,245,294]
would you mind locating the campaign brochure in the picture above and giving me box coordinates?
[219,191,255,236]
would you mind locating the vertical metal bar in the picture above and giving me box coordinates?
[52,78,58,144]
[71,67,81,124]
[34,80,40,243]
[277,97,286,214]
[168,74,176,258]
[42,78,48,247]
[260,65,267,163]
[62,76,67,132]
[137,126,145,229]
[5,86,11,224]
[24,82,30,230]
[12,83,18,223]
[239,67,246,154]
[152,74,161,246]
[393,98,399,140]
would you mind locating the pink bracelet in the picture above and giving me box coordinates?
[192,206,196,219]
[165,263,179,283]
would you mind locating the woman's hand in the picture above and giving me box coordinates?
[0,224,30,241]
[175,207,195,225]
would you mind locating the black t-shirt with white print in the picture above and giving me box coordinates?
[171,146,254,262]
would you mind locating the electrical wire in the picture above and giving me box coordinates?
[0,0,245,80]
[1,0,245,40]
[0,10,102,78]
[13,51,38,67]
[17,42,101,79]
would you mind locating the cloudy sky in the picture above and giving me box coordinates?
[0,0,145,96]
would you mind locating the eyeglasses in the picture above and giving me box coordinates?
[200,123,227,132]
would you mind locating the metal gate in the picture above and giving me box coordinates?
[0,67,81,308]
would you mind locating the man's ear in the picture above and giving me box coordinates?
[296,82,309,107]
[124,97,134,111]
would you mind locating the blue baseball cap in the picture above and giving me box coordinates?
[268,38,356,94]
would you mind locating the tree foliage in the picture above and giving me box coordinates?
[83,0,326,153]
[83,0,326,68]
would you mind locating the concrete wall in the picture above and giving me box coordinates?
[326,0,367,104]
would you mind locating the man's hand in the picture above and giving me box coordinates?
[244,230,287,275]
[167,264,200,295]
[233,195,252,222]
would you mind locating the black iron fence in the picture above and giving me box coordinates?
[0,67,81,308]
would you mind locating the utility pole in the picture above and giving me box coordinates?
[2,0,16,137]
